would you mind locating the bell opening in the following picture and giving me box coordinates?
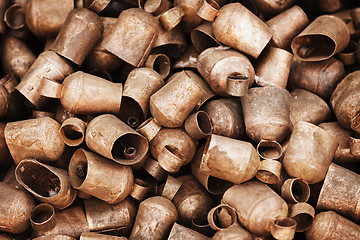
[208,176,233,194]
[18,162,61,198]
[197,111,213,135]
[296,35,335,60]
[69,150,89,188]
[165,145,185,160]
[210,205,236,230]
[227,72,249,81]
[191,28,221,52]
[30,204,55,225]
[63,125,83,141]
[152,55,170,77]
[256,140,283,160]
[291,179,309,202]
[256,169,279,185]
[144,0,161,13]
[118,96,145,129]
[112,133,147,163]
[293,213,313,232]
[5,5,25,29]
[274,218,297,228]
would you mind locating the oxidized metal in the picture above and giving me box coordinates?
[190,22,221,52]
[197,46,255,97]
[144,54,170,79]
[200,134,260,184]
[0,182,35,234]
[5,117,65,165]
[85,114,149,165]
[50,8,103,66]
[168,223,209,240]
[281,178,310,204]
[15,159,76,209]
[80,232,127,240]
[69,148,134,204]
[184,111,213,140]
[59,118,87,147]
[288,202,315,232]
[283,121,338,184]
[212,223,253,240]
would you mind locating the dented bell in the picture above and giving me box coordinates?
[197,46,255,97]
[5,117,65,165]
[15,159,76,209]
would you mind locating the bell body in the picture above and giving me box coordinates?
[129,196,178,240]
[266,6,309,50]
[222,181,288,237]
[283,121,338,184]
[50,8,103,66]
[255,47,292,89]
[150,71,205,128]
[15,159,76,209]
[25,0,74,37]
[0,182,35,234]
[331,71,360,133]
[212,223,253,240]
[197,46,255,97]
[168,223,209,240]
[212,3,273,58]
[202,98,245,139]
[80,233,127,240]
[84,197,136,234]
[60,71,122,115]
[306,211,360,240]
[291,15,349,62]
[289,57,345,100]
[69,149,134,204]
[85,114,149,165]
[33,235,76,240]
[120,68,164,128]
[100,8,159,67]
[5,117,65,165]
[289,89,331,126]
[317,163,360,221]
[251,0,296,17]
[30,204,88,238]
[241,87,291,143]
[173,175,214,227]
[0,36,36,78]
[150,128,196,166]
[174,0,203,32]
[201,134,260,184]
[16,51,73,108]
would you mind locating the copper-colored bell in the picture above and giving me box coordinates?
[173,175,214,227]
[207,204,237,231]
[201,98,245,139]
[190,22,221,52]
[69,148,134,204]
[150,70,206,128]
[30,203,89,238]
[85,114,149,165]
[25,0,74,37]
[241,87,291,144]
[317,0,342,13]
[119,68,164,129]
[0,35,36,79]
[159,6,185,31]
[129,196,178,240]
[255,47,292,89]
[289,89,331,126]
[83,17,123,74]
[143,157,166,181]
[283,121,338,184]
[168,223,209,240]
[16,51,73,108]
[3,4,26,32]
[212,3,273,58]
[212,223,253,240]
[0,0,9,34]
[100,8,159,67]
[130,178,151,201]
[60,71,122,115]
[150,128,196,167]
[144,54,170,79]
[32,235,77,240]
[15,159,77,209]
[5,117,65,165]
[288,57,345,100]
[0,182,35,234]
[270,217,296,240]
[251,0,296,18]
[136,117,162,142]
[318,121,359,164]
[84,0,111,13]
[197,46,255,97]
[192,145,233,195]
[288,202,314,232]
[157,175,182,201]
[140,0,171,16]
[266,6,309,50]
[306,211,360,240]
[59,118,87,147]
[173,0,203,32]
[80,232,127,240]
[281,178,310,204]
[316,163,360,221]
[84,197,136,235]
[222,180,288,237]
[337,40,357,66]
[291,15,350,62]
[184,111,213,140]
[200,134,260,184]
[331,70,360,133]
[50,8,103,66]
